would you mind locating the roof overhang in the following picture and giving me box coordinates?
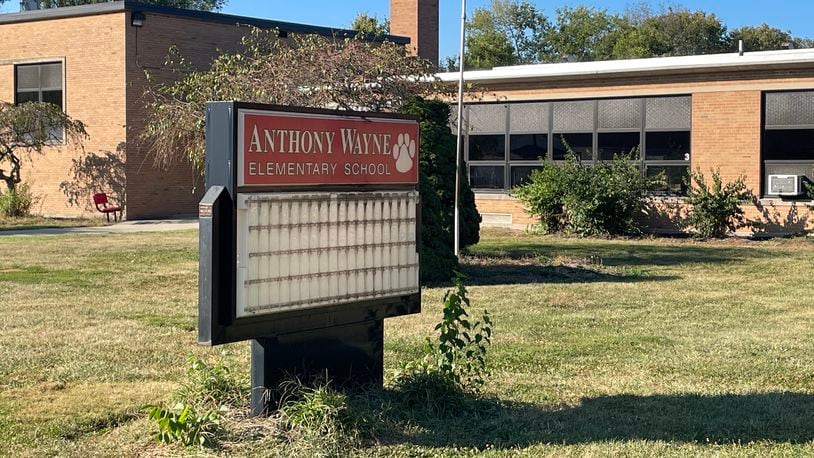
[436,49,814,85]
[0,1,410,45]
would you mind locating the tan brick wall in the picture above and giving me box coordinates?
[0,11,267,219]
[691,91,762,191]
[476,193,814,235]
[640,199,814,235]
[390,0,438,65]
[744,201,814,235]
[474,194,537,229]
[124,13,252,219]
[0,13,126,217]
[474,68,814,101]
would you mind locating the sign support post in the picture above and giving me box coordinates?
[249,320,384,415]
[199,102,421,416]
[454,0,467,258]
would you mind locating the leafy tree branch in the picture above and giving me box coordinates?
[142,28,443,171]
[0,101,87,192]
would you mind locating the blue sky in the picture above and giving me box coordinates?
[3,1,814,60]
[223,1,814,60]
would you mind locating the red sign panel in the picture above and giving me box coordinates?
[238,109,419,187]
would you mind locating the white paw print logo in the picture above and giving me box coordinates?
[392,133,416,173]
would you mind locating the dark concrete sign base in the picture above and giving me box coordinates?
[250,319,384,416]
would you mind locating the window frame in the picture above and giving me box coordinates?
[761,89,814,199]
[14,60,65,108]
[13,59,67,144]
[465,103,509,193]
[643,127,692,196]
[463,95,692,195]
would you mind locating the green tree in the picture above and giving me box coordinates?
[6,0,226,11]
[546,6,630,62]
[794,38,814,49]
[613,8,728,58]
[466,8,517,69]
[143,29,479,279]
[452,2,813,65]
[349,12,390,37]
[489,0,549,63]
[465,0,548,69]
[729,24,794,52]
[0,101,87,192]
[143,29,438,171]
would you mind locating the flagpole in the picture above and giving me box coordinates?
[454,0,466,257]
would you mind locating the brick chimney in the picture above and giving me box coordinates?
[390,0,439,66]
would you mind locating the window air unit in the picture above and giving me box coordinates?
[768,174,805,196]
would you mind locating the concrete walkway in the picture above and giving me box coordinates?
[0,218,199,236]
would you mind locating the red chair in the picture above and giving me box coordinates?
[93,192,122,222]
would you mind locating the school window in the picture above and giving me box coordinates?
[15,62,64,141]
[763,91,814,197]
[15,62,63,109]
[644,96,692,195]
[466,104,507,190]
[463,95,691,195]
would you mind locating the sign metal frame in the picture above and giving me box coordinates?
[199,101,421,347]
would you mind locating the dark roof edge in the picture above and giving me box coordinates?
[0,1,122,24]
[0,0,411,45]
[123,1,410,44]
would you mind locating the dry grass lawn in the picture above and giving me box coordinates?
[0,215,106,230]
[1,228,813,456]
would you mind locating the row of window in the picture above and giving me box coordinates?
[468,163,691,193]
[464,91,814,198]
[464,97,692,194]
[470,131,691,162]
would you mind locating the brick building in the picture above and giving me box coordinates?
[2,0,812,235]
[0,1,410,219]
[397,0,813,236]
[437,46,814,235]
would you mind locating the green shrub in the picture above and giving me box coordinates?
[426,274,492,390]
[418,173,459,282]
[511,159,571,233]
[145,402,223,448]
[403,98,481,282]
[514,153,660,236]
[684,168,755,238]
[0,183,38,218]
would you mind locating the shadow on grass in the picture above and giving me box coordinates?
[0,225,71,232]
[459,263,678,286]
[381,392,814,448]
[468,241,770,268]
